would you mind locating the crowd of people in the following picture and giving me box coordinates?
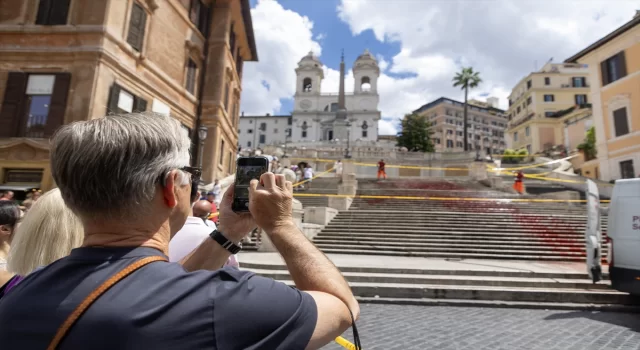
[0,112,358,349]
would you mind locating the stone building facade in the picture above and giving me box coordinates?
[413,97,508,155]
[0,0,256,191]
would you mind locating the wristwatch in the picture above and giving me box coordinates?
[209,229,242,254]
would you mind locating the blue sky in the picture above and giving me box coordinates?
[248,0,401,117]
[241,0,639,135]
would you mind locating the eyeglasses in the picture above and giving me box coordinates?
[180,166,202,182]
[159,166,202,187]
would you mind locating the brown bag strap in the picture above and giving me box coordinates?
[47,256,168,350]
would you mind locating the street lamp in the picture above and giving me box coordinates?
[197,126,208,169]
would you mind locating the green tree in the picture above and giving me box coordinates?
[452,67,482,152]
[396,113,435,152]
[577,126,597,160]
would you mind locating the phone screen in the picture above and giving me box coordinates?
[232,157,268,212]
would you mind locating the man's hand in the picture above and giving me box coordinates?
[249,173,294,232]
[217,185,256,243]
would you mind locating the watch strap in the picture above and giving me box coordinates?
[209,229,241,254]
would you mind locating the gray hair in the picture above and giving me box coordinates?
[51,112,191,219]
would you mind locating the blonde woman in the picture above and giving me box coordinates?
[2,189,83,296]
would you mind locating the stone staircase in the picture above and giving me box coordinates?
[293,177,340,208]
[240,254,637,309]
[310,179,607,262]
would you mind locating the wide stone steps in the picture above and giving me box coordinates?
[315,248,590,261]
[240,262,636,307]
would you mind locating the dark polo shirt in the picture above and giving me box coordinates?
[0,247,317,349]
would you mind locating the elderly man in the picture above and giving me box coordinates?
[0,191,14,201]
[0,112,358,349]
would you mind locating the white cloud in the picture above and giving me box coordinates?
[337,0,639,123]
[378,119,397,136]
[240,0,321,115]
[315,33,326,41]
[320,65,354,93]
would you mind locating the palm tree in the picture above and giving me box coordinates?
[452,67,482,152]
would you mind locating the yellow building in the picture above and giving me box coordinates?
[0,0,257,197]
[566,11,640,181]
[505,62,590,155]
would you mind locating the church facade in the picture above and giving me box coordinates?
[238,49,381,149]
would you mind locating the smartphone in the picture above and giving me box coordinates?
[232,156,269,212]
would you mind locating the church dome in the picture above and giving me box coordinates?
[298,51,322,68]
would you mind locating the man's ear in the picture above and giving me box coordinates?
[162,170,180,208]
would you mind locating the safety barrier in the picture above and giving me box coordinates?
[293,192,610,203]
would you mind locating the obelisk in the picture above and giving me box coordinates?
[333,50,349,141]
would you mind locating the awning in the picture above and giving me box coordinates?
[0,184,41,191]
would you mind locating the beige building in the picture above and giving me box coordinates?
[566,11,640,181]
[413,97,508,154]
[505,62,590,155]
[0,0,256,193]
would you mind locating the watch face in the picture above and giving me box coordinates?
[300,100,312,110]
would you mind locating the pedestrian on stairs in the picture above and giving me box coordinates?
[513,170,524,194]
[334,160,343,178]
[377,159,387,180]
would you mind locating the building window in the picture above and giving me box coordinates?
[273,128,278,133]
[526,145,531,154]
[288,117,292,125]
[259,134,266,144]
[107,84,147,115]
[247,129,253,134]
[238,129,241,134]
[525,127,530,137]
[544,77,550,85]
[301,121,308,138]
[613,107,629,137]
[189,0,201,26]
[446,140,453,148]
[229,22,236,57]
[456,131,463,136]
[575,94,587,105]
[0,73,70,138]
[620,160,635,179]
[127,2,147,52]
[228,151,234,173]
[224,82,230,111]
[219,140,225,164]
[189,0,209,34]
[513,132,518,142]
[259,122,266,131]
[185,59,197,95]
[247,141,252,147]
[3,169,44,184]
[446,130,453,135]
[36,0,70,25]
[456,141,463,148]
[545,111,556,117]
[526,96,532,105]
[544,94,555,102]
[527,80,532,89]
[601,51,627,86]
[516,106,521,114]
[572,77,587,87]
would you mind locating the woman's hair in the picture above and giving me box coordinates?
[0,201,20,227]
[7,188,84,275]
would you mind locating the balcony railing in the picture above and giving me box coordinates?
[25,114,47,138]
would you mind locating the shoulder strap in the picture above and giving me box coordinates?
[47,256,168,350]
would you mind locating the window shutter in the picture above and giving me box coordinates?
[49,0,70,25]
[613,108,629,137]
[600,61,609,86]
[0,72,27,137]
[198,1,210,34]
[106,84,121,115]
[617,51,627,78]
[43,73,71,137]
[36,0,52,24]
[133,96,148,113]
[581,77,587,87]
[127,3,147,52]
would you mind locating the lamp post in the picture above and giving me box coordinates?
[197,126,208,169]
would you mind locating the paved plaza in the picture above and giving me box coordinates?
[324,304,640,350]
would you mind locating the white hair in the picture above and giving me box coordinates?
[7,189,84,275]
[50,112,191,219]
